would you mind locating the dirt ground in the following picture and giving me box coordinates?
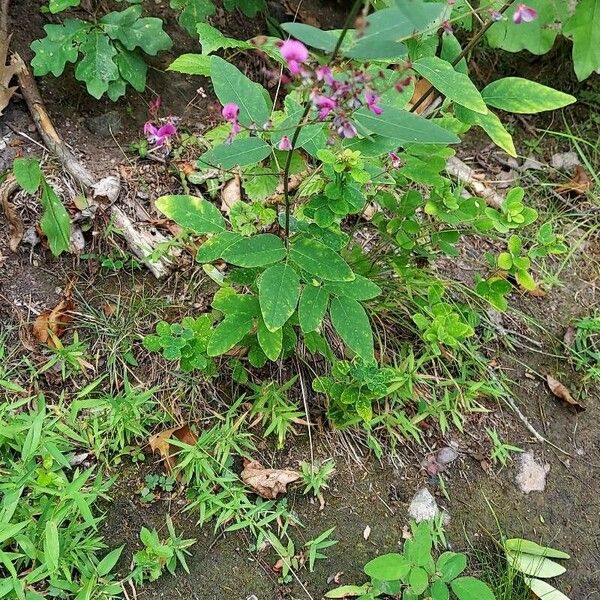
[2,2,600,600]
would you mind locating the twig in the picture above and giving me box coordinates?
[445,156,504,209]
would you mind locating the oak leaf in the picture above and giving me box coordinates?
[241,459,300,499]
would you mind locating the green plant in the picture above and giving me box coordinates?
[486,427,523,466]
[305,527,337,572]
[131,516,196,584]
[31,4,172,99]
[569,313,600,380]
[326,521,496,599]
[139,474,177,503]
[38,332,93,379]
[300,459,335,501]
[13,158,70,256]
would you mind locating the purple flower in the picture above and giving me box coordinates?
[490,9,503,21]
[313,94,337,120]
[337,120,357,139]
[316,65,334,85]
[280,39,309,75]
[221,102,240,122]
[513,4,538,23]
[278,135,293,151]
[389,152,402,168]
[441,20,453,33]
[364,91,383,115]
[144,121,177,147]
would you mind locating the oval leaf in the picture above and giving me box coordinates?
[221,234,286,268]
[364,553,410,581]
[298,285,329,333]
[329,296,374,361]
[199,138,272,170]
[450,577,495,600]
[257,318,283,361]
[168,53,211,75]
[258,263,300,331]
[207,314,253,357]
[481,77,576,114]
[196,232,243,263]
[436,551,467,582]
[324,584,370,599]
[156,194,225,234]
[289,236,354,282]
[324,274,381,301]
[505,550,567,578]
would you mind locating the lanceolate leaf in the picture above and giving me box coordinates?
[329,296,374,361]
[355,107,459,145]
[221,234,286,267]
[298,285,329,333]
[207,314,253,356]
[280,23,338,52]
[505,551,567,578]
[258,263,300,331]
[525,577,572,600]
[40,182,71,256]
[199,138,272,170]
[155,194,226,234]
[44,520,60,573]
[168,53,212,76]
[289,236,354,282]
[454,104,516,157]
[257,318,283,360]
[210,55,270,126]
[504,538,570,559]
[563,0,600,81]
[412,56,487,114]
[481,78,576,114]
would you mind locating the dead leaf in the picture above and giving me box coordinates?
[363,525,371,541]
[32,295,75,347]
[525,285,546,297]
[409,78,434,114]
[563,326,576,349]
[546,374,585,413]
[557,165,593,196]
[149,424,198,474]
[0,177,23,252]
[220,175,241,215]
[0,33,20,116]
[241,459,300,499]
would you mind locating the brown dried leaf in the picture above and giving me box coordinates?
[409,79,434,114]
[556,165,593,196]
[241,459,300,499]
[546,374,585,413]
[220,175,241,215]
[0,178,23,252]
[149,424,198,474]
[32,296,75,348]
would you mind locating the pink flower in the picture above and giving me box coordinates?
[313,94,337,120]
[148,96,161,116]
[144,121,177,147]
[337,121,357,139]
[316,65,334,85]
[280,39,309,75]
[441,20,453,33]
[389,152,401,168]
[364,91,383,115]
[221,102,240,122]
[490,10,503,21]
[395,76,413,93]
[278,135,293,151]
[513,4,538,23]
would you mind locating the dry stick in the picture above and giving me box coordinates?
[410,0,514,114]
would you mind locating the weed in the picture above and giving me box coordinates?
[139,474,177,504]
[305,527,337,572]
[486,428,523,467]
[300,459,335,501]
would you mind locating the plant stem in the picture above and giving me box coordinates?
[410,0,514,114]
[282,0,366,246]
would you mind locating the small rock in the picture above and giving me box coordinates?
[516,451,550,493]
[436,446,459,465]
[22,225,40,247]
[86,111,123,137]
[408,488,441,522]
[551,151,580,171]
[522,154,544,171]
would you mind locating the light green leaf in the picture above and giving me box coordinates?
[101,6,172,55]
[506,550,566,578]
[355,107,459,145]
[196,232,242,262]
[168,53,212,76]
[329,296,374,360]
[242,166,279,201]
[324,275,381,301]
[258,263,300,331]
[431,579,450,600]
[115,49,147,92]
[563,0,600,81]
[481,78,576,114]
[49,0,80,14]
[450,577,495,600]
[437,552,467,582]
[155,194,226,234]
[324,585,370,598]
[289,236,354,282]
[40,182,71,256]
[44,520,60,573]
[454,104,516,157]
[207,314,253,356]
[197,22,253,55]
[525,577,572,600]
[221,233,286,267]
[13,158,42,194]
[280,23,338,52]
[257,318,283,360]
[199,138,272,169]
[170,0,216,36]
[96,546,124,577]
[74,31,119,99]
[504,539,570,559]
[31,19,87,77]
[408,566,429,594]
[298,285,329,333]
[364,553,410,581]
[210,55,270,126]
[413,56,487,114]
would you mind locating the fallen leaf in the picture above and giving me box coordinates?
[0,34,19,116]
[546,374,585,413]
[0,178,24,252]
[563,326,576,349]
[241,459,300,499]
[220,175,241,215]
[525,285,546,297]
[149,424,198,473]
[32,295,75,347]
[556,165,593,196]
[409,78,434,114]
[363,525,371,541]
